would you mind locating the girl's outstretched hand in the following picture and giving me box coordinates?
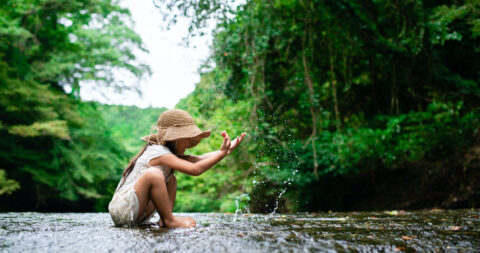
[227,132,247,155]
[220,131,232,155]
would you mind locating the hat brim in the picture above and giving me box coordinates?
[141,124,211,147]
[163,124,211,144]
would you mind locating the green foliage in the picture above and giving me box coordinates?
[0,0,148,211]
[97,104,167,153]
[161,0,480,212]
[53,102,128,205]
[429,1,480,44]
[8,120,70,139]
[0,169,20,195]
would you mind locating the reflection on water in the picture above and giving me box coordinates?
[0,209,479,252]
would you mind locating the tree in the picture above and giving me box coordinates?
[0,0,150,211]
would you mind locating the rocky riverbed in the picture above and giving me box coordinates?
[0,209,479,252]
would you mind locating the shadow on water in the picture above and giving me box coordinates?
[0,209,479,252]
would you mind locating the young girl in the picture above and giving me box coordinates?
[108,109,246,228]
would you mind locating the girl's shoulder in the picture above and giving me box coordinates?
[144,144,172,157]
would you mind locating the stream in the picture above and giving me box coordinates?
[0,209,479,252]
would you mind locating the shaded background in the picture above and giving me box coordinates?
[0,0,479,213]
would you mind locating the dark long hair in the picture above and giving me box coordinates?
[118,143,149,189]
[165,141,177,154]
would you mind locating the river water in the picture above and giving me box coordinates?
[0,209,478,252]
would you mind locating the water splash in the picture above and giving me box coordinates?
[266,187,288,220]
[234,199,240,222]
[249,116,303,216]
[233,193,250,222]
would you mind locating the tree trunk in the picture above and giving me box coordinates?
[302,54,319,178]
[327,37,342,131]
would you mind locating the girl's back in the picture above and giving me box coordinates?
[115,144,173,193]
[109,144,172,226]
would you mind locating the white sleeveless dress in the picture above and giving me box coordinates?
[108,144,173,226]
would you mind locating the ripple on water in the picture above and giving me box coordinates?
[0,210,479,252]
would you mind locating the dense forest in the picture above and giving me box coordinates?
[0,0,149,211]
[1,0,479,213]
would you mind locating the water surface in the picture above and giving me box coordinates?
[0,209,478,252]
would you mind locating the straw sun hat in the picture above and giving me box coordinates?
[141,109,211,148]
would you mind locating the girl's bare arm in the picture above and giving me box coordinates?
[184,151,222,163]
[185,132,246,163]
[150,131,232,176]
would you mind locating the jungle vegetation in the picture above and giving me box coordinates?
[1,0,479,212]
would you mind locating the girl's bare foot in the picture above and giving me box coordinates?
[163,216,196,228]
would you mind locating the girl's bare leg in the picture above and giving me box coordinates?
[136,175,177,226]
[157,175,177,226]
[168,174,177,209]
[134,168,195,228]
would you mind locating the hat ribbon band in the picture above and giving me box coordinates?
[159,123,196,129]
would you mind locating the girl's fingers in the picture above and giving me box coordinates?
[221,134,229,148]
[222,131,246,153]
[237,135,244,143]
[232,133,245,147]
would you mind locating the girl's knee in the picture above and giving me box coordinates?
[145,168,165,182]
